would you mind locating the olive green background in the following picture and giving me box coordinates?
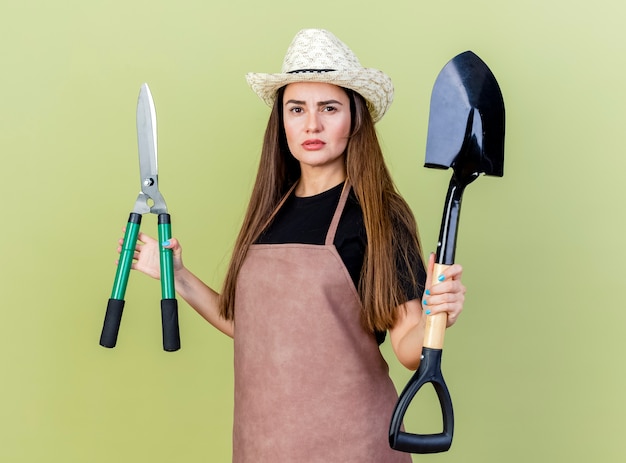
[1,0,624,461]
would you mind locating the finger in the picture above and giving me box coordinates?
[161,237,179,248]
[427,278,465,296]
[425,302,463,324]
[438,263,463,282]
[426,289,465,307]
[162,238,182,260]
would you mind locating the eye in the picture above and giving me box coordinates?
[288,106,304,114]
[322,105,337,112]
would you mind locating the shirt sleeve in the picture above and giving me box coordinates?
[396,239,427,303]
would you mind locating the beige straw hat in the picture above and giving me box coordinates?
[246,29,394,123]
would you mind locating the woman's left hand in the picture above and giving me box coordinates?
[421,253,466,327]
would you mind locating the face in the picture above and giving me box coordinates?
[282,82,351,177]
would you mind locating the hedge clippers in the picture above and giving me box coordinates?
[99,83,180,352]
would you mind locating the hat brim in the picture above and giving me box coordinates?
[245,68,394,123]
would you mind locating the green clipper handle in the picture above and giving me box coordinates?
[158,213,180,351]
[100,212,142,348]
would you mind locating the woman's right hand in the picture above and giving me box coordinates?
[116,230,234,337]
[117,231,184,280]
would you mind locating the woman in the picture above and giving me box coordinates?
[125,29,466,462]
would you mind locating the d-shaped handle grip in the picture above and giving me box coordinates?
[389,347,454,453]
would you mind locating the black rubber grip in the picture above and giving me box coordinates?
[100,298,125,348]
[161,298,180,352]
[391,430,453,454]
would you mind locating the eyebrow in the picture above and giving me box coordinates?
[284,99,345,107]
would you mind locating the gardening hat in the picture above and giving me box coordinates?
[246,29,394,123]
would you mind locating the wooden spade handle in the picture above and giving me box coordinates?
[423,263,449,350]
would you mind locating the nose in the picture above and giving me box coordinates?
[305,111,322,133]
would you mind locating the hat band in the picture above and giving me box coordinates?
[287,69,336,74]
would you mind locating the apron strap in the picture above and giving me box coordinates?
[325,180,352,246]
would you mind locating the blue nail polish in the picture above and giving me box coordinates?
[425,289,431,296]
[425,309,431,315]
[422,299,428,306]
[438,274,445,282]
[162,240,170,247]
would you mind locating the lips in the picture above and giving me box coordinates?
[302,139,326,150]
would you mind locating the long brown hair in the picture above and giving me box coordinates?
[219,86,424,332]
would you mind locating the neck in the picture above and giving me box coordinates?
[295,167,347,197]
